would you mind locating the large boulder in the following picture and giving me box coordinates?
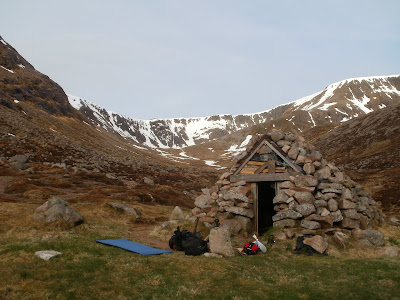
[106,202,141,220]
[303,235,328,253]
[33,197,84,225]
[359,229,385,246]
[209,227,235,257]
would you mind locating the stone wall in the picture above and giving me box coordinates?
[192,130,384,235]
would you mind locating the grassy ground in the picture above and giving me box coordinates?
[1,205,399,300]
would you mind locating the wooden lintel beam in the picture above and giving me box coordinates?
[230,172,300,183]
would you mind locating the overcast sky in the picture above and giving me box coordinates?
[1,1,399,119]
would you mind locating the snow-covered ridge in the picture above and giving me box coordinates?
[67,94,278,149]
[68,74,400,149]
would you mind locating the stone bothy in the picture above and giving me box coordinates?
[192,130,384,235]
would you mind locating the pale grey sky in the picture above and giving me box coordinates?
[1,0,399,119]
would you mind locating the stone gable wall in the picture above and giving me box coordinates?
[192,130,384,235]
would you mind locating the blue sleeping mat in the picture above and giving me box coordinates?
[96,239,172,255]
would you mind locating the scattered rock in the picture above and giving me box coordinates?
[300,220,321,230]
[204,252,223,258]
[209,227,235,257]
[143,177,154,186]
[170,206,185,220]
[106,202,141,220]
[303,235,328,253]
[296,203,316,217]
[35,250,62,261]
[33,197,84,225]
[359,229,385,246]
[377,245,399,257]
[272,210,302,221]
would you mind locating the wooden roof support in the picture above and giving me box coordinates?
[232,140,267,176]
[230,172,301,183]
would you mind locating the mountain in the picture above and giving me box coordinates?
[0,36,219,208]
[0,36,75,116]
[305,102,400,210]
[69,75,400,149]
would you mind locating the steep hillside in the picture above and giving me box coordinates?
[0,36,75,117]
[304,103,400,209]
[70,75,400,148]
[0,37,219,209]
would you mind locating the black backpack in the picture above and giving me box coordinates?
[169,227,207,256]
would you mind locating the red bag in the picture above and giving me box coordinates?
[243,242,259,255]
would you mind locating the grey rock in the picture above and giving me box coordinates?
[35,250,62,261]
[342,209,360,220]
[377,245,399,257]
[273,192,289,204]
[300,220,321,230]
[10,161,26,170]
[270,130,284,142]
[223,191,252,203]
[315,166,332,180]
[235,215,253,234]
[303,163,315,175]
[278,181,295,189]
[318,183,344,190]
[294,191,315,204]
[288,145,299,160]
[106,202,141,220]
[314,200,328,208]
[143,177,154,186]
[328,199,339,211]
[296,203,316,217]
[342,188,353,200]
[360,229,385,246]
[292,175,319,187]
[204,252,223,258]
[195,194,211,208]
[273,219,296,228]
[170,206,185,220]
[209,227,234,257]
[318,207,330,217]
[224,206,254,218]
[33,197,84,225]
[341,217,360,229]
[231,180,246,187]
[272,209,302,221]
[221,219,242,235]
[303,235,328,253]
[338,199,357,209]
[321,188,342,194]
[331,210,344,222]
[9,154,29,164]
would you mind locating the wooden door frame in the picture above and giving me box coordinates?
[252,182,278,235]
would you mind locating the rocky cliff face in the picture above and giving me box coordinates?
[69,75,400,149]
[0,36,75,116]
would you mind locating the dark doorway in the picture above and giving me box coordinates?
[257,182,276,235]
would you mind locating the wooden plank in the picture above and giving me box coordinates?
[233,140,267,176]
[264,139,305,174]
[230,172,301,183]
[247,161,267,166]
[261,169,287,174]
[239,168,257,174]
[255,161,269,174]
[267,160,275,173]
[251,183,258,234]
